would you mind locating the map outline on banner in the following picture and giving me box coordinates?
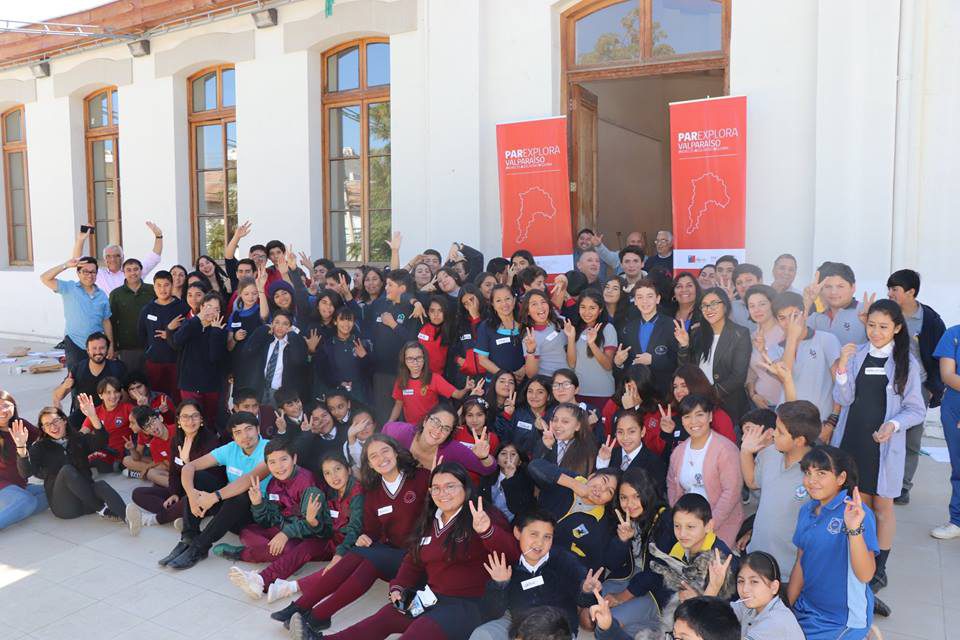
[685,172,731,234]
[516,186,557,242]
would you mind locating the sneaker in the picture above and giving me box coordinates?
[893,491,910,505]
[96,505,124,523]
[931,522,960,539]
[122,468,142,480]
[228,566,264,599]
[267,578,299,603]
[126,503,143,536]
[289,613,326,640]
[213,543,245,561]
[173,517,184,533]
[270,602,306,628]
[873,596,891,617]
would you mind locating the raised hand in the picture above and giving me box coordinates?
[385,231,402,252]
[472,427,491,460]
[285,245,298,271]
[275,410,286,434]
[145,220,163,238]
[598,435,617,462]
[803,270,824,309]
[562,318,576,341]
[613,343,631,367]
[785,309,806,343]
[468,496,492,533]
[873,421,896,444]
[305,329,321,353]
[590,232,604,247]
[857,292,877,326]
[269,531,289,556]
[620,380,640,409]
[305,493,323,525]
[589,588,613,631]
[471,378,486,397]
[482,551,512,582]
[740,423,772,455]
[463,295,480,319]
[77,393,97,420]
[353,338,368,358]
[248,475,263,506]
[707,548,733,593]
[583,322,601,344]
[615,508,633,543]
[541,423,557,449]
[753,326,767,354]
[523,328,537,354]
[233,220,252,239]
[839,343,858,369]
[255,266,268,290]
[123,435,135,452]
[10,419,30,449]
[504,391,517,413]
[673,319,689,348]
[658,403,675,434]
[843,486,866,530]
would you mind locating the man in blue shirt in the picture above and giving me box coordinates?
[40,255,113,371]
[161,412,270,570]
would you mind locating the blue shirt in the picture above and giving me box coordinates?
[792,490,879,639]
[55,279,111,347]
[475,323,524,375]
[934,325,960,407]
[211,438,271,492]
[638,315,657,352]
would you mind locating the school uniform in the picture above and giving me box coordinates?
[934,326,960,526]
[139,298,190,401]
[326,476,365,558]
[574,323,618,401]
[679,321,752,422]
[527,458,611,570]
[528,323,569,377]
[241,466,332,586]
[831,342,925,497]
[476,548,594,639]
[392,374,458,425]
[82,402,135,468]
[746,445,808,576]
[241,325,310,404]
[295,427,347,478]
[731,597,804,640]
[475,322,524,376]
[171,316,227,426]
[317,333,373,403]
[478,466,535,525]
[383,422,499,480]
[596,444,666,493]
[499,406,545,456]
[225,303,264,381]
[362,294,421,423]
[807,300,867,345]
[792,490,879,640]
[451,316,485,381]
[418,322,454,379]
[773,328,841,421]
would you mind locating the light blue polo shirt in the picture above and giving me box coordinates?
[792,490,879,639]
[55,279,111,347]
[211,437,271,492]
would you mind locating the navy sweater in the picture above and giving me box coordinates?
[172,317,227,393]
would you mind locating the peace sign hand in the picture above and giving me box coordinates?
[504,391,517,413]
[523,328,537,354]
[753,325,767,354]
[803,270,824,310]
[843,486,866,530]
[613,343,631,367]
[598,435,617,462]
[468,496,491,534]
[582,567,603,594]
[615,508,634,543]
[248,475,262,505]
[562,318,576,341]
[583,322,602,343]
[707,548,733,593]
[353,338,368,358]
[471,427,491,460]
[275,410,286,433]
[620,380,640,409]
[673,319,689,347]
[857,292,877,326]
[589,587,613,631]
[658,403,675,434]
[483,551,512,583]
[305,493,323,525]
[541,422,556,449]
[471,378,486,397]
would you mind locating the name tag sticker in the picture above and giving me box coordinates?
[231,322,242,328]
[461,334,472,341]
[377,505,394,516]
[174,457,184,466]
[521,575,545,590]
[420,536,432,546]
[516,421,533,430]
[545,332,559,342]
[227,466,243,477]
[865,367,886,376]
[329,510,339,518]
[268,493,280,501]
[402,389,415,396]
[495,337,511,346]
[417,333,430,341]
[146,314,158,321]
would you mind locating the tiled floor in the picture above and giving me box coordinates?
[1,338,958,639]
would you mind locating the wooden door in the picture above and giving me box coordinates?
[569,83,598,236]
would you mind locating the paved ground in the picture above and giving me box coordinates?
[0,338,956,639]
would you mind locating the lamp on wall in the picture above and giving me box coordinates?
[127,39,151,57]
[251,8,278,28]
[29,61,50,78]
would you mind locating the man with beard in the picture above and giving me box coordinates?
[52,332,127,430]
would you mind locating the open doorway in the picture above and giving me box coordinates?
[580,69,724,250]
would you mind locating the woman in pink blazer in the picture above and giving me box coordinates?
[667,393,744,546]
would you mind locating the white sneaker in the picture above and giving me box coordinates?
[173,517,183,532]
[228,566,264,599]
[931,522,960,539]
[126,504,143,536]
[267,578,299,603]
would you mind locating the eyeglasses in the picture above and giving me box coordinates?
[425,415,455,433]
[429,482,463,496]
[41,416,65,428]
[79,269,97,275]
[700,300,724,311]
[180,413,203,422]
[552,381,574,390]
[405,356,425,363]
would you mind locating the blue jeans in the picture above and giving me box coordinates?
[0,483,48,529]
[941,401,960,525]
[601,578,661,636]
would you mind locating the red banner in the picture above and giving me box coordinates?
[669,96,747,271]
[496,117,573,275]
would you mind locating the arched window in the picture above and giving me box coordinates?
[323,39,390,263]
[2,105,31,265]
[84,87,121,258]
[188,65,236,259]
[565,0,726,69]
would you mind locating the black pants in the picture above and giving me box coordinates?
[49,464,125,520]
[181,480,253,552]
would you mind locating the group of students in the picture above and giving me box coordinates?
[1,222,958,640]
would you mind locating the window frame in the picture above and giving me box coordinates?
[83,87,122,258]
[321,38,391,265]
[187,64,237,260]
[1,105,32,266]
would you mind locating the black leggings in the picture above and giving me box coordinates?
[49,465,126,520]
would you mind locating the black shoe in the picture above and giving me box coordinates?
[167,545,208,570]
[270,603,306,628]
[873,596,891,617]
[869,570,888,593]
[894,491,910,505]
[289,612,326,639]
[158,541,190,567]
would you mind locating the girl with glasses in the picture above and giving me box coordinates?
[387,342,473,425]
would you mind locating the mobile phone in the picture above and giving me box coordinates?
[80,225,95,234]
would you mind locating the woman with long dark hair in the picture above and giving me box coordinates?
[827,299,924,594]
[672,272,702,330]
[170,264,188,299]
[294,462,517,640]
[520,289,572,379]
[532,401,597,478]
[569,290,618,408]
[195,254,231,295]
[475,284,525,379]
[271,433,430,632]
[418,295,458,381]
[0,391,45,528]
[451,284,488,382]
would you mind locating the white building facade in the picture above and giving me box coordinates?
[0,0,958,339]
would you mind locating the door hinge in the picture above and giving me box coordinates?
[570,182,577,192]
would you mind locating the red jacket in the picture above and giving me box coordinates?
[417,323,450,377]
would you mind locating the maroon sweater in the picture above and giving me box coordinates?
[391,515,519,599]
[0,421,38,490]
[361,468,430,548]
